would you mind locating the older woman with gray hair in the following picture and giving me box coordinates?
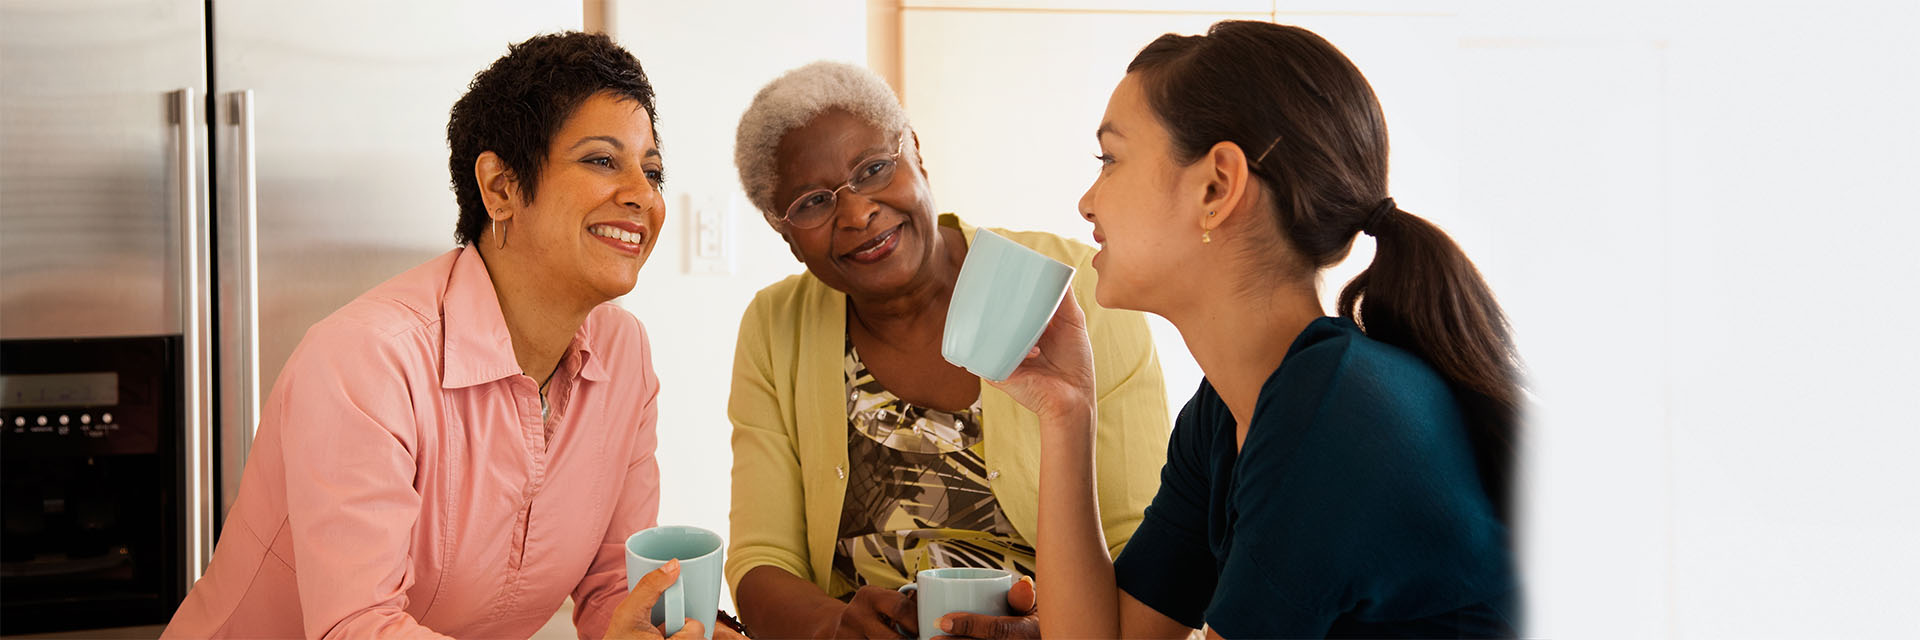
[723,61,1171,640]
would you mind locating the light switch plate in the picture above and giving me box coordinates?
[686,193,736,275]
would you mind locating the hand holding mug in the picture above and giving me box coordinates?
[933,575,1039,640]
[605,560,746,640]
[942,229,1078,384]
[983,288,1096,427]
[623,526,726,639]
[897,568,1025,640]
[826,585,919,639]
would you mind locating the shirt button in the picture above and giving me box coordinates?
[835,465,846,480]
[987,470,1000,481]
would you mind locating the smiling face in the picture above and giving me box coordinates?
[505,91,666,304]
[770,108,940,299]
[1079,73,1210,314]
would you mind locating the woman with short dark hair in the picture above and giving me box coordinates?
[995,21,1523,638]
[162,32,725,640]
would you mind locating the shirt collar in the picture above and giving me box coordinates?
[941,212,973,244]
[571,312,610,383]
[440,246,609,389]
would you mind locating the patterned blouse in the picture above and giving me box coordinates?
[830,339,1035,595]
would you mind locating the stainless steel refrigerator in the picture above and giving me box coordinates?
[0,1,579,632]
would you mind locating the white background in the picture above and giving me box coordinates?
[606,1,1920,637]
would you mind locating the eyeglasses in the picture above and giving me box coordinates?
[778,137,905,230]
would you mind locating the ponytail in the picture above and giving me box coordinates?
[1338,205,1520,517]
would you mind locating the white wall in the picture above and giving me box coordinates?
[604,0,871,610]
[1460,1,1920,637]
[1637,2,1920,636]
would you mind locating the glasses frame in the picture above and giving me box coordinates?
[777,136,907,230]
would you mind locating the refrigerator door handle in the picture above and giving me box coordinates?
[227,89,261,456]
[172,87,213,585]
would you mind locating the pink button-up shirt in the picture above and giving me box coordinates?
[164,246,660,639]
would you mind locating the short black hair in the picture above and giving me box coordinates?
[446,31,657,245]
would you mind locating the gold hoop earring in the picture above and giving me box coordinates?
[493,213,507,250]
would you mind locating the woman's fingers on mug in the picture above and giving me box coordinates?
[935,612,1041,640]
[1008,576,1037,615]
[665,618,705,640]
[883,587,920,639]
[848,586,914,639]
[1038,291,1089,357]
[1053,287,1087,328]
[633,558,681,601]
[605,559,679,639]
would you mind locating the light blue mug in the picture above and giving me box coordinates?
[897,567,1015,640]
[625,525,724,639]
[942,229,1076,382]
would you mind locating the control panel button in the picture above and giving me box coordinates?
[58,414,69,425]
[11,416,21,427]
[36,415,47,426]
[102,412,112,424]
[80,414,91,425]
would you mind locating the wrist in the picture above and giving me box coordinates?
[811,599,849,640]
[1037,409,1097,461]
[1037,402,1095,435]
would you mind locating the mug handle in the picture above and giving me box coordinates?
[894,583,918,638]
[663,578,686,635]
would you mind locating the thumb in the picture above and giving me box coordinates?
[1053,287,1087,330]
[1008,575,1037,615]
[635,558,683,599]
[610,559,680,634]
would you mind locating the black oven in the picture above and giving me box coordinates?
[1,336,184,633]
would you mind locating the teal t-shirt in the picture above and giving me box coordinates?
[1113,317,1519,638]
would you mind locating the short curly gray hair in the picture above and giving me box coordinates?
[734,61,914,223]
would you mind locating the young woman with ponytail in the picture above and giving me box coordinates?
[984,21,1521,639]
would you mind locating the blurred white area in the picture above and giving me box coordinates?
[604,0,1920,637]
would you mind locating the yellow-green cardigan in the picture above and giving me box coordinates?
[724,214,1171,599]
